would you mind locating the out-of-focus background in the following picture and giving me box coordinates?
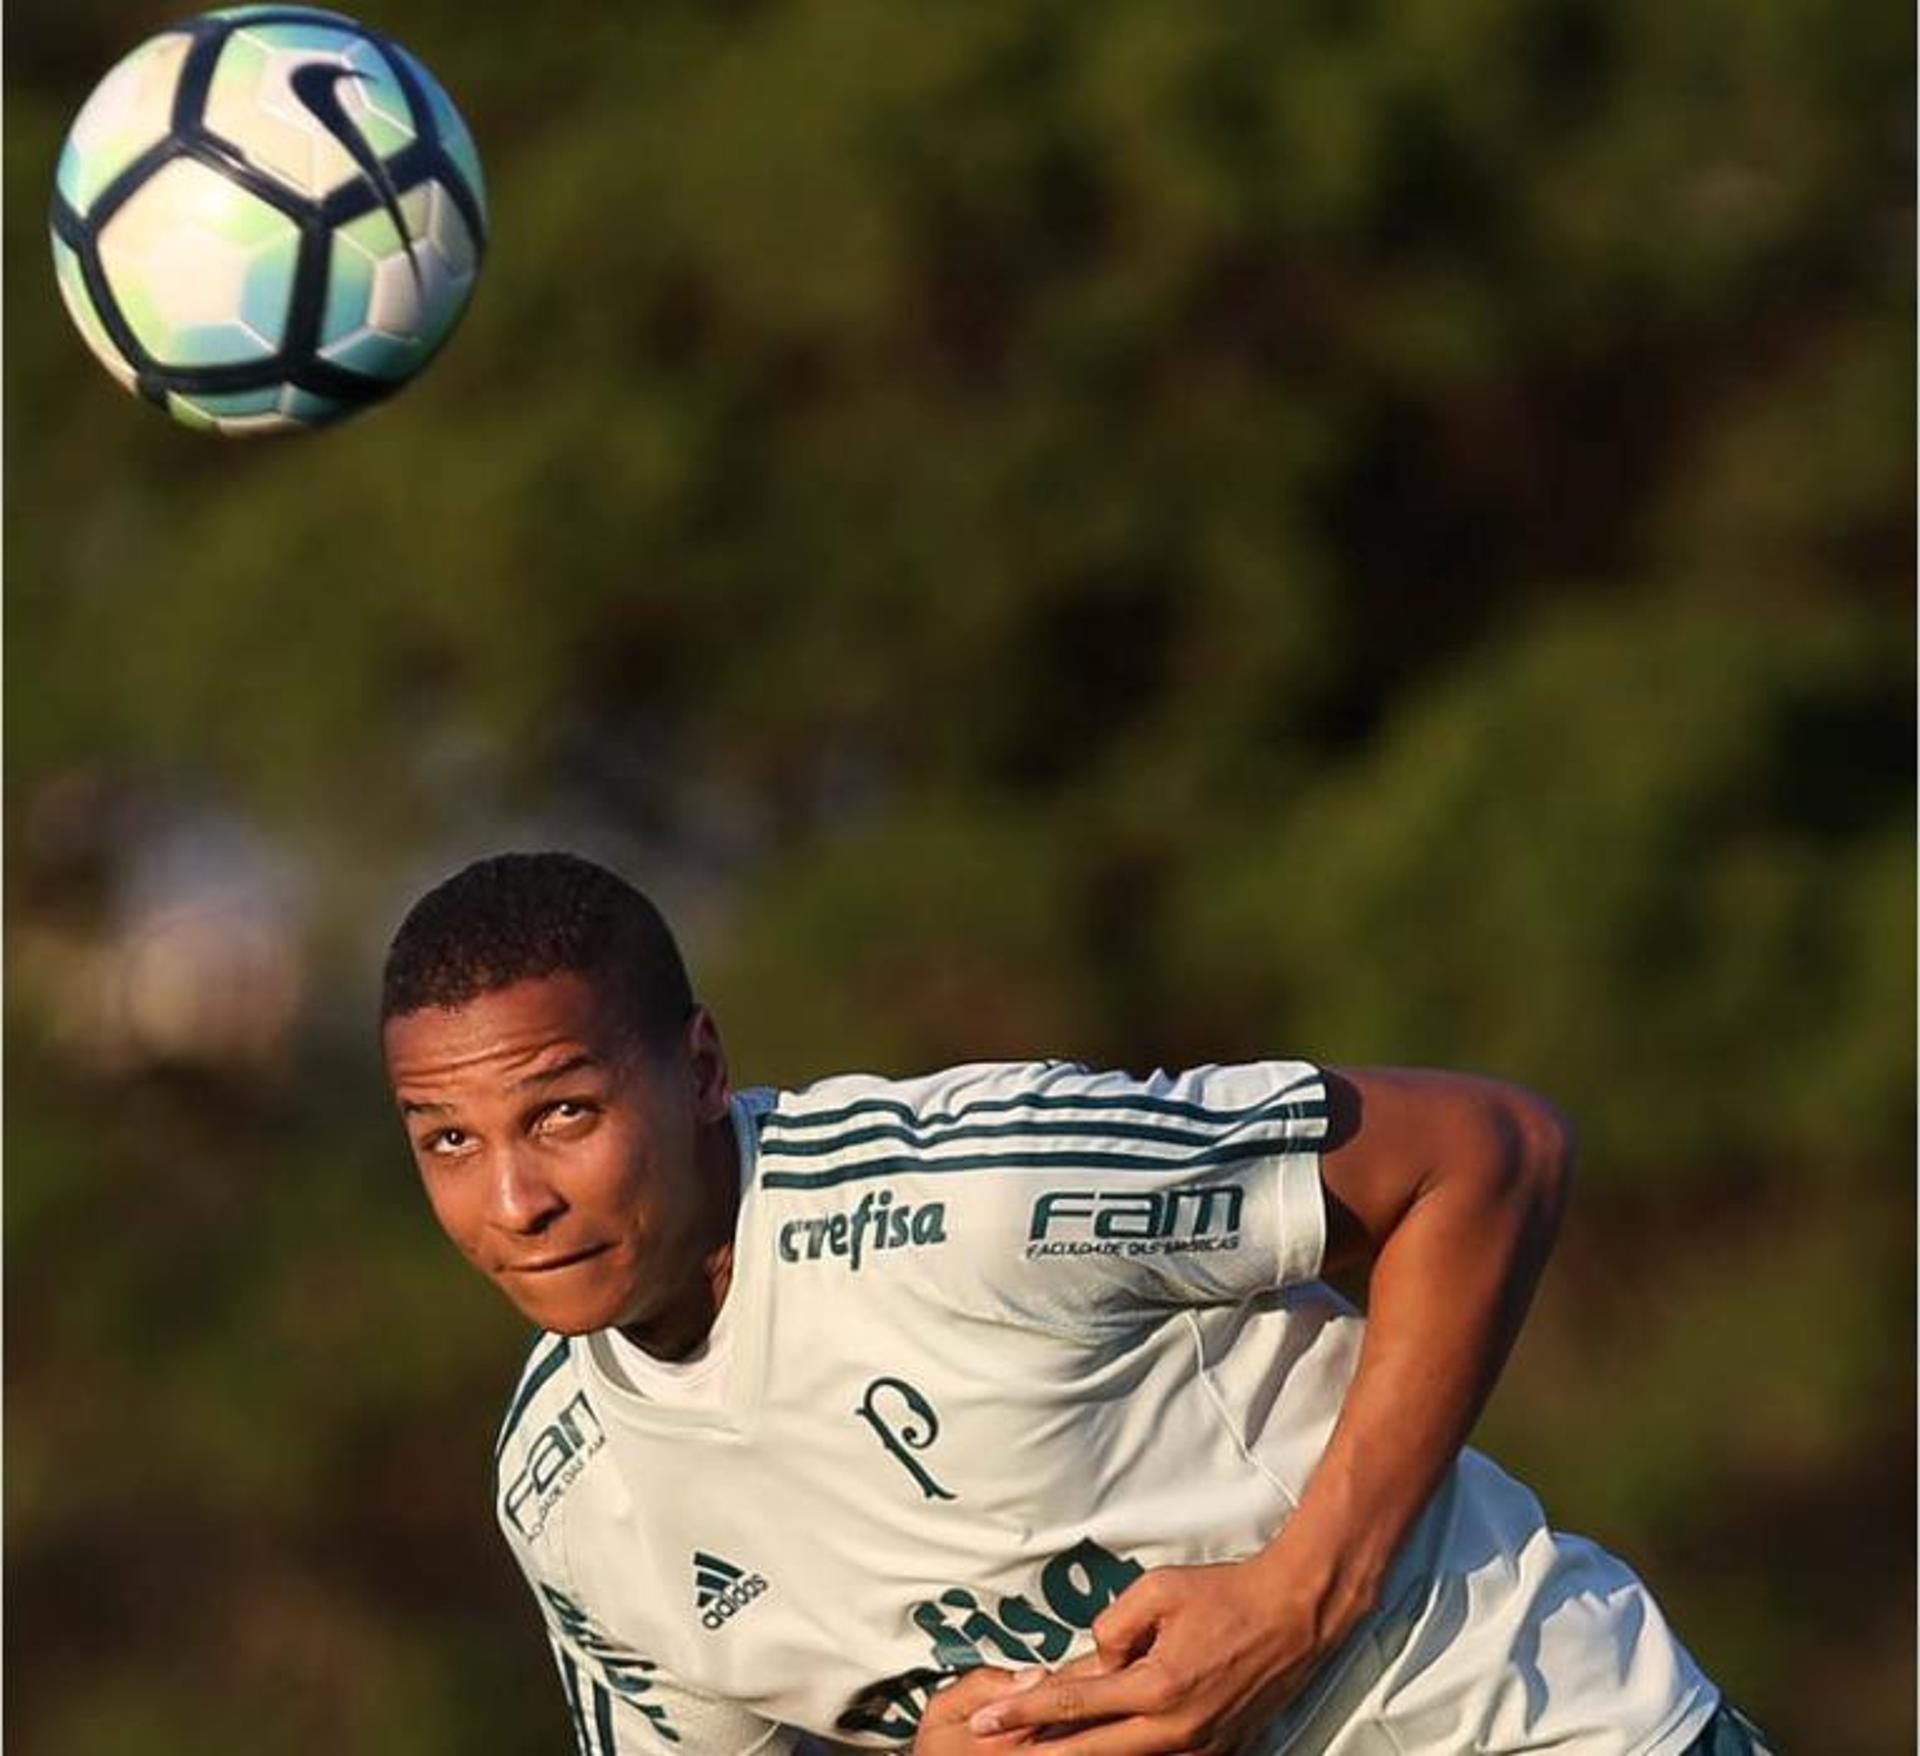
[7,2,1913,1751]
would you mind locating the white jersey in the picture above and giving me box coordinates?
[493,1061,1717,1756]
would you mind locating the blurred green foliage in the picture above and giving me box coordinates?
[6,0,1912,1752]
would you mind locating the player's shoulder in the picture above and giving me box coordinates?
[749,1056,1329,1155]
[742,1057,1329,1243]
[747,1060,1102,1179]
[495,1328,581,1462]
[492,1329,597,1549]
[761,1058,1086,1126]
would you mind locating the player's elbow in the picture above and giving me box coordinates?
[1490,1084,1576,1244]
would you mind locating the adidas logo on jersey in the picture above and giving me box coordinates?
[694,1550,769,1631]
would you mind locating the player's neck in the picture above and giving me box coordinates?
[619,1108,741,1362]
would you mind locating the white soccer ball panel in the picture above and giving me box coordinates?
[425,179,479,278]
[216,411,304,435]
[319,182,477,377]
[96,159,300,367]
[202,23,416,203]
[366,184,476,334]
[392,41,487,221]
[56,31,193,217]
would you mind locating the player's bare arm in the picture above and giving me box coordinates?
[976,1069,1574,1756]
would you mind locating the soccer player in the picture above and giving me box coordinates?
[380,852,1772,1756]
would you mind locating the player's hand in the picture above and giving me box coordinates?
[963,1554,1337,1756]
[914,1664,1047,1756]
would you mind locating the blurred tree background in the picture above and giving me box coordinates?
[5,0,1912,1751]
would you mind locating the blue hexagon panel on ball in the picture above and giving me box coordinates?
[50,5,488,436]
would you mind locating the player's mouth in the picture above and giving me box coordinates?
[509,1244,611,1274]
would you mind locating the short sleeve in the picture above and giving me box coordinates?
[756,1059,1328,1336]
[494,1390,783,1756]
[523,1573,787,1756]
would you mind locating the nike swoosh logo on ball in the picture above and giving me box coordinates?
[289,61,423,289]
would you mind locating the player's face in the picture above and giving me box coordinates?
[383,973,733,1338]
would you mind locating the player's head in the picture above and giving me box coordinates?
[380,850,695,1049]
[380,852,736,1342]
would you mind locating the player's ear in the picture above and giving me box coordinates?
[684,1004,731,1121]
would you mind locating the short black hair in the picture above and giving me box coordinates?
[380,851,693,1047]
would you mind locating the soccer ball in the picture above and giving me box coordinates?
[49,5,488,436]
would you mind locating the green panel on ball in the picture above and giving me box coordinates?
[340,38,416,157]
[55,32,192,216]
[164,392,219,432]
[237,245,300,348]
[173,387,286,419]
[168,388,305,436]
[50,234,137,390]
[281,387,348,425]
[208,6,360,21]
[319,327,418,380]
[233,20,366,56]
[330,190,429,263]
[319,228,379,350]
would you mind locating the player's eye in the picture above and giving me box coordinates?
[536,1099,597,1132]
[421,1127,475,1156]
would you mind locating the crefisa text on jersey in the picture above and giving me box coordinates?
[1025,1184,1244,1258]
[837,1538,1146,1740]
[776,1188,948,1271]
[503,1390,606,1539]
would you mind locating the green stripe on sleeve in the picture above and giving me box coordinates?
[760,1107,1326,1159]
[760,1128,1317,1191]
[495,1335,572,1461]
[559,1651,592,1756]
[761,1072,1323,1137]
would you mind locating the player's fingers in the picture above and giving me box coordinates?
[1089,1573,1169,1666]
[924,1665,1044,1726]
[986,1707,1194,1756]
[968,1659,1175,1736]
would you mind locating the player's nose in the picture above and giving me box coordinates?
[488,1143,565,1234]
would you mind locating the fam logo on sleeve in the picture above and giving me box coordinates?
[1024,1184,1245,1258]
[503,1389,606,1538]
